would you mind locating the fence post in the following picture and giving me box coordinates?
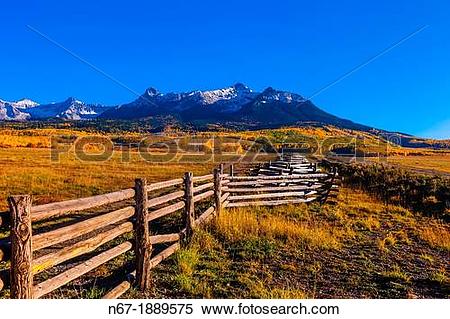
[8,195,33,299]
[230,164,234,177]
[219,163,224,174]
[183,172,195,241]
[213,168,222,217]
[134,178,152,291]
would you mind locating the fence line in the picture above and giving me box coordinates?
[0,154,339,299]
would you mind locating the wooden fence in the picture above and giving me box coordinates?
[0,155,339,299]
[227,153,340,207]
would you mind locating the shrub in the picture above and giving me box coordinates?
[322,160,450,220]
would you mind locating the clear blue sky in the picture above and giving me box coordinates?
[1,0,449,138]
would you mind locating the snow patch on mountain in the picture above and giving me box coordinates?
[11,98,40,109]
[0,98,39,120]
[27,97,105,120]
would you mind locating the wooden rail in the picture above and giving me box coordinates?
[2,154,339,299]
[225,154,339,208]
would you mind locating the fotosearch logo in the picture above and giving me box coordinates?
[49,134,397,163]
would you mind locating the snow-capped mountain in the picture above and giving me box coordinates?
[101,83,258,119]
[27,97,109,120]
[0,98,39,120]
[100,83,369,130]
[0,97,110,121]
[0,84,370,131]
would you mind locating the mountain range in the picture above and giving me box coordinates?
[0,83,372,131]
[0,97,108,121]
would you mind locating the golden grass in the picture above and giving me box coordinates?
[417,222,450,251]
[386,155,450,174]
[216,206,342,250]
[357,215,381,231]
[429,269,448,285]
[237,276,307,299]
[381,265,411,282]
[148,186,449,299]
[0,147,218,210]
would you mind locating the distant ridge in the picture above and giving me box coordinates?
[2,83,372,131]
[99,83,373,131]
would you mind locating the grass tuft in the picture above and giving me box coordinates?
[417,222,450,251]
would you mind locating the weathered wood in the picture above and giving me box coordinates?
[149,242,180,269]
[194,206,215,227]
[228,191,307,201]
[8,195,33,299]
[320,167,339,204]
[227,184,322,193]
[135,178,152,292]
[193,190,214,202]
[260,168,321,175]
[193,182,214,194]
[102,280,131,299]
[33,241,132,299]
[267,166,319,173]
[227,178,323,186]
[229,174,329,180]
[213,168,222,217]
[31,189,135,222]
[33,206,134,251]
[220,192,230,203]
[219,163,224,174]
[192,174,213,183]
[147,190,184,208]
[230,164,234,177]
[183,172,195,240]
[146,178,183,192]
[149,233,180,244]
[272,161,310,167]
[32,222,133,274]
[227,198,315,208]
[257,169,283,176]
[147,201,185,222]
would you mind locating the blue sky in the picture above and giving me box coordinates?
[1,0,449,138]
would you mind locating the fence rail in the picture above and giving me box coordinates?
[0,154,339,299]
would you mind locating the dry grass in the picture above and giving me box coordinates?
[0,147,218,211]
[216,206,342,250]
[417,222,450,251]
[1,127,449,299]
[149,188,449,299]
[387,155,450,175]
[381,265,411,283]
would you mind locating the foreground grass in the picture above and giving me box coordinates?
[146,189,449,299]
[2,187,448,299]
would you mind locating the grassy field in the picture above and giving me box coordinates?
[0,147,219,211]
[0,126,449,299]
[145,189,449,299]
[386,155,450,176]
[3,188,447,299]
